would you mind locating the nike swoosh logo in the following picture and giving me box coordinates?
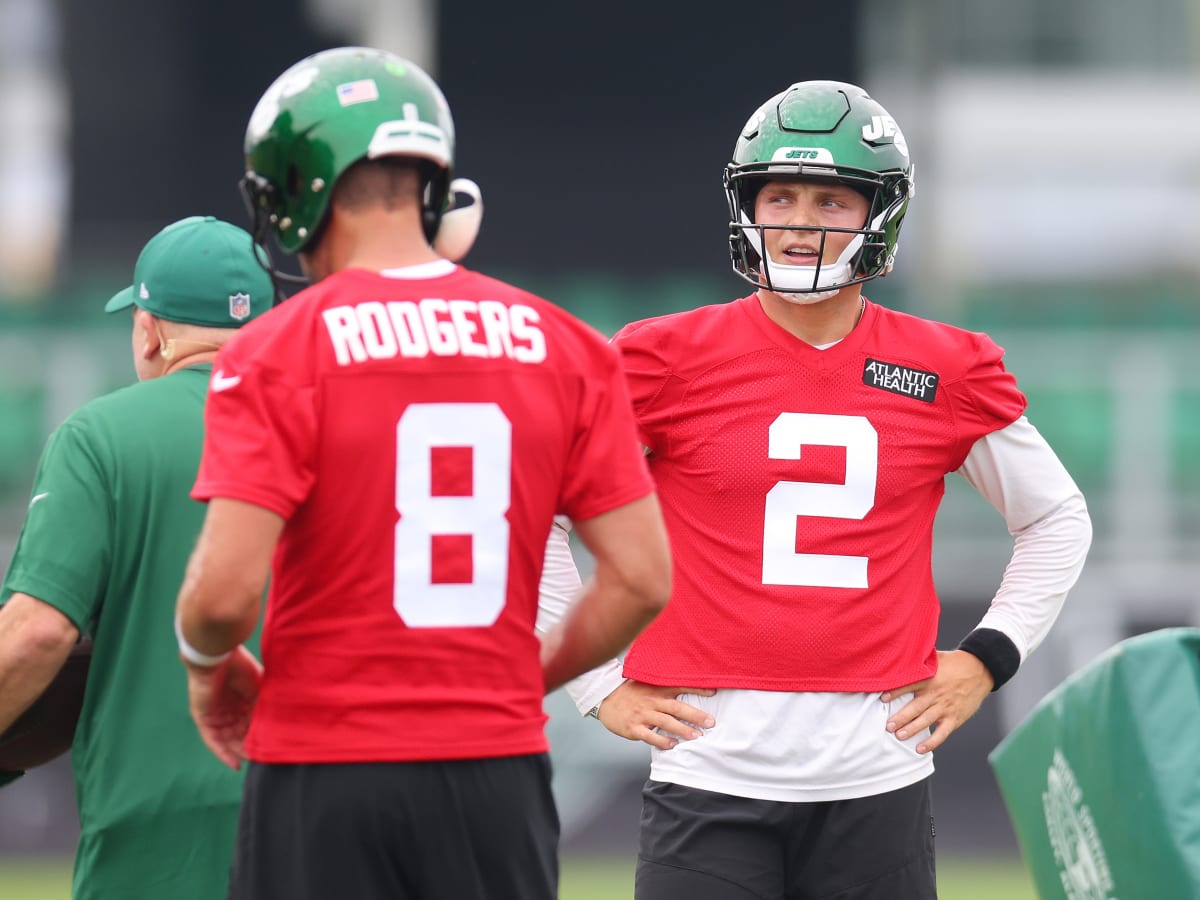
[29,492,49,508]
[211,371,242,393]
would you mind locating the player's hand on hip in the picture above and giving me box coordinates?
[598,680,716,750]
[880,649,993,755]
[185,646,263,770]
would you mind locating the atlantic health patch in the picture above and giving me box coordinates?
[862,358,939,403]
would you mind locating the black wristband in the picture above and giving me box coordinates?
[957,628,1020,691]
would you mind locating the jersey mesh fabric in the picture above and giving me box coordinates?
[194,267,653,763]
[1,365,253,900]
[618,295,1025,692]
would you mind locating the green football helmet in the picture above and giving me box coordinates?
[724,81,915,295]
[241,46,474,257]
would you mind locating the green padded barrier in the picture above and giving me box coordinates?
[990,628,1200,899]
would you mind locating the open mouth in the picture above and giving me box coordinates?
[782,246,820,264]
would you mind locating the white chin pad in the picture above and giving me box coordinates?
[433,178,483,261]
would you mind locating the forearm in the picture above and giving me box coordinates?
[971,492,1093,662]
[534,519,582,638]
[176,573,260,660]
[0,594,79,733]
[541,494,670,693]
[175,499,277,660]
[956,419,1093,686]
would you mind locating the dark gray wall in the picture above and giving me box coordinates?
[62,0,338,274]
[60,2,861,288]
[439,2,863,279]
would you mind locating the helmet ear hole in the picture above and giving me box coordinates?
[420,162,449,243]
[738,176,767,222]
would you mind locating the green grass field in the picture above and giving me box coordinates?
[0,854,1035,898]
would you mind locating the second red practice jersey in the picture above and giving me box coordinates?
[616,295,1026,692]
[193,266,653,763]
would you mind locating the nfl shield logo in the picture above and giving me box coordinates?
[229,293,251,321]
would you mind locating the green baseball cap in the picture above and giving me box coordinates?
[104,216,274,326]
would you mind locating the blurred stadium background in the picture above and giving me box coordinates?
[1,0,1198,896]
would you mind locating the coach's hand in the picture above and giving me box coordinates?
[881,649,993,755]
[597,680,716,751]
[185,646,263,770]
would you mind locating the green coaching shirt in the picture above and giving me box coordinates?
[2,362,257,900]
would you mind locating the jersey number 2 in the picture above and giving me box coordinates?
[394,403,511,627]
[762,412,878,588]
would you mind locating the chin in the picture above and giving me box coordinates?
[768,287,842,305]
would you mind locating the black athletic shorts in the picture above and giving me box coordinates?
[636,776,936,900]
[227,754,559,900]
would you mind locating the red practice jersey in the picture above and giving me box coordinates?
[193,266,653,763]
[616,295,1026,692]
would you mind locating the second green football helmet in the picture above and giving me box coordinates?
[724,81,915,295]
[241,46,478,258]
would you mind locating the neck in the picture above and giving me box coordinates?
[163,348,219,376]
[308,206,441,280]
[154,325,223,377]
[755,287,865,346]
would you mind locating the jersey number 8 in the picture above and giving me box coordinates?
[394,402,511,627]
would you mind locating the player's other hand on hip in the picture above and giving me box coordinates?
[185,645,263,770]
[880,649,992,755]
[598,680,717,750]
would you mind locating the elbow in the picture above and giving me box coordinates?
[1070,493,1094,558]
[628,552,672,621]
[646,564,672,615]
[626,528,673,621]
[3,595,80,663]
[25,613,80,661]
[596,547,671,627]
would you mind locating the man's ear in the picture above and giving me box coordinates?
[133,308,162,360]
